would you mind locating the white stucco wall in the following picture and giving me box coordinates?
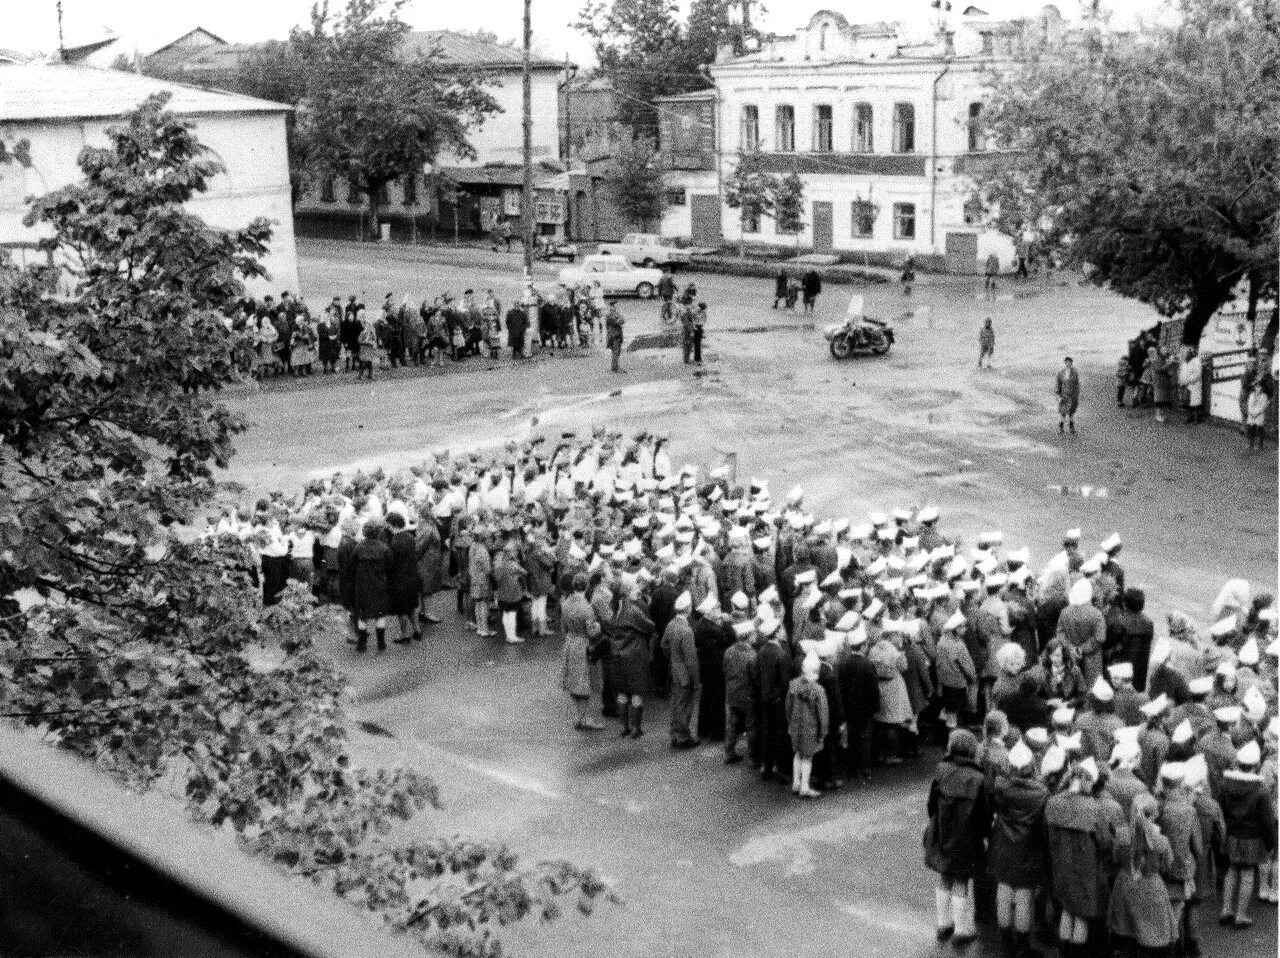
[445,69,561,167]
[0,111,299,297]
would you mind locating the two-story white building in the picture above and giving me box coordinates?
[659,7,1065,272]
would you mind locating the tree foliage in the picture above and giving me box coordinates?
[576,0,760,139]
[723,151,775,253]
[972,0,1280,345]
[0,96,613,957]
[611,136,665,232]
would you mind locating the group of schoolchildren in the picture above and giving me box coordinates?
[209,430,1277,957]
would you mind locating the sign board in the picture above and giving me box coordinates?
[502,188,522,217]
[1206,311,1255,355]
[535,201,565,224]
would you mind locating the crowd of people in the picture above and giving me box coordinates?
[230,284,636,381]
[210,431,1276,958]
[1117,328,1275,449]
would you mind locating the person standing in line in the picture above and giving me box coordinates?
[468,526,496,638]
[1056,356,1080,434]
[386,512,421,644]
[351,517,392,653]
[923,729,990,946]
[680,301,695,365]
[355,307,378,380]
[605,303,625,373]
[506,304,528,361]
[984,253,1000,299]
[786,655,829,798]
[693,302,707,366]
[979,317,996,369]
[663,592,700,749]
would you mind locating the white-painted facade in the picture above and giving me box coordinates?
[659,8,1065,270]
[0,64,298,296]
[444,70,561,168]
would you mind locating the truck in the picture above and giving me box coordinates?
[596,234,691,269]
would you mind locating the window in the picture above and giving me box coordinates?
[892,102,916,154]
[853,103,873,153]
[813,105,833,152]
[402,174,418,206]
[963,195,983,226]
[967,102,985,152]
[346,176,361,205]
[851,200,876,237]
[374,183,390,205]
[666,188,687,206]
[742,207,761,233]
[740,105,760,151]
[775,105,795,152]
[819,22,830,51]
[893,202,916,240]
[320,176,336,203]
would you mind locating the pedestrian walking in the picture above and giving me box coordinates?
[680,301,695,365]
[1056,356,1080,434]
[979,317,996,369]
[901,256,916,296]
[801,269,822,314]
[773,268,789,309]
[693,302,707,366]
[605,303,625,373]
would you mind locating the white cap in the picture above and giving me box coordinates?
[1052,707,1076,726]
[821,571,843,589]
[1008,740,1034,770]
[1069,579,1093,606]
[1214,705,1243,724]
[1171,719,1194,745]
[1150,640,1172,666]
[848,523,874,541]
[758,616,780,638]
[892,507,912,522]
[868,510,889,526]
[865,557,887,577]
[696,594,719,615]
[1078,756,1099,783]
[1058,732,1083,752]
[1140,694,1171,718]
[753,535,772,551]
[1159,762,1187,783]
[674,591,692,612]
[836,546,853,570]
[758,585,779,605]
[918,506,939,523]
[794,569,817,585]
[863,598,885,620]
[1064,528,1082,542]
[814,520,833,537]
[1107,662,1134,682]
[1237,739,1262,766]
[881,576,905,594]
[1184,754,1209,789]
[1238,637,1261,666]
[1079,554,1104,576]
[986,572,1008,588]
[1209,615,1237,638]
[1101,533,1122,553]
[1090,677,1115,703]
[1041,745,1067,776]
[732,620,754,637]
[709,464,730,479]
[1007,547,1030,566]
[838,587,862,601]
[1188,676,1213,696]
[731,591,750,611]
[1243,686,1268,722]
[944,610,967,632]
[786,485,804,505]
[1216,660,1237,679]
[978,530,1003,546]
[835,610,859,631]
[846,623,868,647]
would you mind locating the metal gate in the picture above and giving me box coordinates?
[812,201,833,252]
[691,194,722,247]
[945,231,979,275]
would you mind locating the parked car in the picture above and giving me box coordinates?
[558,255,662,299]
[596,233,691,268]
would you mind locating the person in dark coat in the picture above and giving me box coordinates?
[694,605,733,743]
[1000,672,1051,735]
[336,518,360,638]
[924,729,990,945]
[723,621,758,764]
[812,653,845,790]
[506,305,528,359]
[663,593,699,748]
[612,582,656,737]
[414,513,445,627]
[385,512,421,643]
[1116,588,1155,691]
[801,269,822,313]
[773,269,789,309]
[756,617,795,782]
[989,740,1049,957]
[1045,760,1113,954]
[648,568,679,697]
[836,633,880,781]
[350,517,393,652]
[1219,743,1276,928]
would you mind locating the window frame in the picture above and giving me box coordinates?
[893,202,916,240]
[967,102,985,153]
[774,105,796,153]
[852,102,874,153]
[813,104,834,153]
[892,102,916,154]
[740,104,760,151]
[851,200,876,238]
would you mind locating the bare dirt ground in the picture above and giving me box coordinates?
[222,238,1277,958]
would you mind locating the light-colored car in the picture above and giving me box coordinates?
[597,233,691,268]
[558,255,662,299]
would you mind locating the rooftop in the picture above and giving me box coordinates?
[0,62,290,122]
[400,31,566,71]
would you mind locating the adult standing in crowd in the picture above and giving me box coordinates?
[1056,356,1080,434]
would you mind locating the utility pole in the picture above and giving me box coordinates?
[521,0,538,350]
[56,0,65,61]
[563,53,573,164]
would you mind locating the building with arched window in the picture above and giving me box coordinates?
[658,8,1068,272]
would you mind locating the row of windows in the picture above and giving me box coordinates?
[741,200,917,240]
[318,177,418,206]
[739,102,985,155]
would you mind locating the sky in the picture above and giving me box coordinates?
[9,0,1170,65]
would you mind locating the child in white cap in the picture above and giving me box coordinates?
[1218,739,1276,928]
[785,655,829,798]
